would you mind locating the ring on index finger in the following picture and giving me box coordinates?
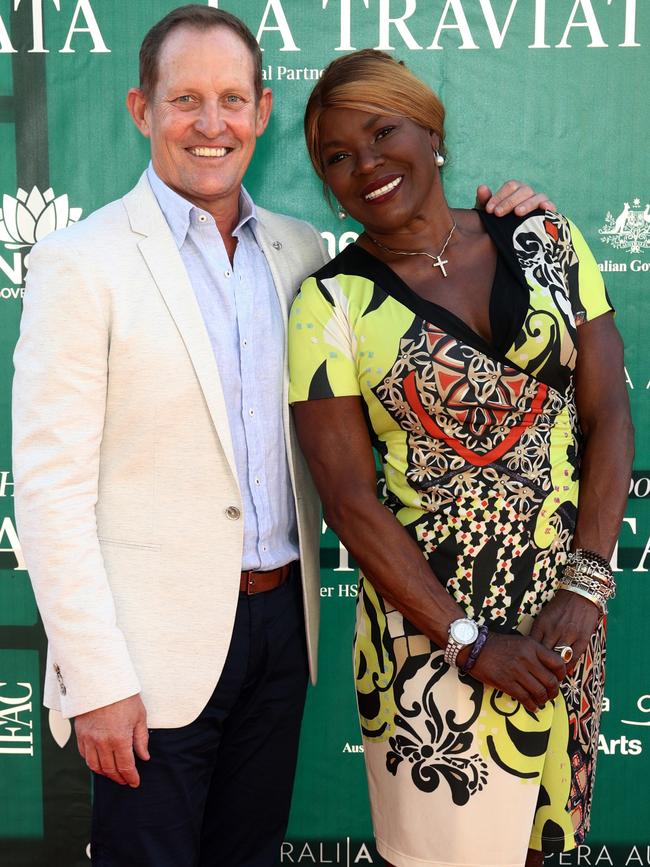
[553,644,573,663]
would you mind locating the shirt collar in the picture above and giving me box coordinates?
[146,162,258,249]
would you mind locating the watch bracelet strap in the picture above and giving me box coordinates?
[444,639,462,667]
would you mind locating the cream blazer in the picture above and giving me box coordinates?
[12,173,328,727]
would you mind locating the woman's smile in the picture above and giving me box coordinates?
[361,174,404,203]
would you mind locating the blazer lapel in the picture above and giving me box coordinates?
[123,174,239,485]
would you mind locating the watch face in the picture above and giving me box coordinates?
[451,619,479,644]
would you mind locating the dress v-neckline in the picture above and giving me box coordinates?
[350,241,502,353]
[342,209,531,372]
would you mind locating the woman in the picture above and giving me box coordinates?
[288,50,633,867]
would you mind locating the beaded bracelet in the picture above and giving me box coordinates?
[459,625,489,675]
[567,548,612,574]
[565,549,615,590]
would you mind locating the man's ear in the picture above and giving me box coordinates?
[255,87,273,138]
[126,88,151,138]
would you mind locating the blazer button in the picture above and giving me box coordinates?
[225,506,241,520]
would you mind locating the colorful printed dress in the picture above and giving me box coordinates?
[288,211,613,867]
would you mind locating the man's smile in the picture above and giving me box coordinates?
[187,146,232,157]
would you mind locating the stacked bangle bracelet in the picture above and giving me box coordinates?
[557,548,616,616]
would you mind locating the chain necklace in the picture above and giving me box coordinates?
[366,222,457,278]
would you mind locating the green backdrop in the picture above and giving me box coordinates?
[0,1,648,864]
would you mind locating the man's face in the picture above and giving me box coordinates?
[129,25,272,220]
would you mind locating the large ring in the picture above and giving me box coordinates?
[554,644,574,663]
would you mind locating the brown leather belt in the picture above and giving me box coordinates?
[240,563,291,595]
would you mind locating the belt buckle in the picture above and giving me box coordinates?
[242,569,257,595]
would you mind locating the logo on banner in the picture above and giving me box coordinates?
[555,844,650,865]
[0,470,26,572]
[0,0,110,54]
[174,0,645,53]
[0,186,82,300]
[599,198,650,255]
[281,838,375,864]
[0,682,34,756]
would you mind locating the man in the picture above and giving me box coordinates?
[12,5,553,866]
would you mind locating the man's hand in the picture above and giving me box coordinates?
[475,180,556,217]
[75,694,150,787]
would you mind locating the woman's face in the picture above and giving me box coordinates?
[319,106,440,235]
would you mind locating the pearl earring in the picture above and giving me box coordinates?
[434,150,445,168]
[337,205,347,220]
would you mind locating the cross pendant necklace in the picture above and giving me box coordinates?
[432,254,449,277]
[365,222,457,278]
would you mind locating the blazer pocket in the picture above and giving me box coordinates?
[98,537,161,552]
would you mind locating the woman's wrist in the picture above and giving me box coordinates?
[558,548,616,616]
[459,626,489,674]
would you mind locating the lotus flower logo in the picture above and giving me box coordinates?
[0,186,82,250]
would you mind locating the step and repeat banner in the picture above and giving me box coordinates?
[0,1,648,865]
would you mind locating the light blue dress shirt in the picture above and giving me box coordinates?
[147,165,299,571]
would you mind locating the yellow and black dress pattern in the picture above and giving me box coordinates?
[289,211,612,867]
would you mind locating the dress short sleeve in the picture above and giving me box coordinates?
[289,273,361,403]
[566,217,614,325]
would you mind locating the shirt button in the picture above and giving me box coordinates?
[254,478,261,486]
[224,269,232,278]
[198,215,208,222]
[225,506,241,520]
[242,339,248,347]
[248,408,254,417]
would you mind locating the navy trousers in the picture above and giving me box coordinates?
[91,570,309,867]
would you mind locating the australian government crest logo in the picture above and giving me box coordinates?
[0,186,82,299]
[599,198,650,273]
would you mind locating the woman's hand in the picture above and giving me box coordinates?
[470,633,566,713]
[530,589,600,673]
[475,180,556,216]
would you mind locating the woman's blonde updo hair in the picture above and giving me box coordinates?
[304,49,446,182]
